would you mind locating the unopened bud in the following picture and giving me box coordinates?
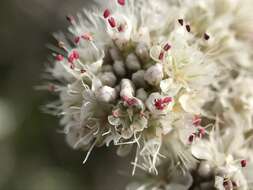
[96,86,117,103]
[135,42,149,62]
[113,60,126,77]
[109,48,122,61]
[120,79,135,98]
[132,70,146,88]
[144,63,164,86]
[136,88,148,101]
[125,53,141,72]
[102,65,113,72]
[99,72,117,87]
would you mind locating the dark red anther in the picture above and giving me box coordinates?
[103,9,110,18]
[74,36,80,44]
[241,159,247,167]
[108,17,116,28]
[163,43,171,51]
[204,33,210,40]
[118,0,125,6]
[70,63,75,70]
[162,97,173,103]
[118,24,124,32]
[186,24,191,32]
[55,54,64,61]
[159,51,164,60]
[232,181,237,188]
[223,181,229,187]
[188,134,195,143]
[178,19,184,26]
[80,69,86,73]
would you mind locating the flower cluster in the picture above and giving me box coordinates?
[41,0,253,189]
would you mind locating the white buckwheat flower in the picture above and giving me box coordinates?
[40,0,253,189]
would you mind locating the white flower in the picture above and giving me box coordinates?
[41,0,253,188]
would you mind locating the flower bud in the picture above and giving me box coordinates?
[135,42,149,62]
[198,161,213,179]
[102,64,113,72]
[132,70,146,88]
[144,63,164,86]
[109,47,121,61]
[125,53,141,72]
[113,60,126,77]
[136,88,148,101]
[96,86,117,102]
[99,72,117,87]
[120,79,135,98]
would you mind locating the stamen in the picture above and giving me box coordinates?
[154,97,172,110]
[103,9,110,18]
[68,50,80,63]
[82,33,93,41]
[112,110,120,117]
[66,15,75,24]
[108,17,116,28]
[204,33,210,40]
[178,19,184,26]
[122,96,137,106]
[186,24,191,32]
[118,24,124,32]
[55,54,64,61]
[159,51,164,60]
[117,0,125,6]
[163,43,171,51]
[241,159,247,167]
[80,69,86,73]
[74,36,80,44]
[188,134,195,143]
[70,63,75,70]
[193,115,201,126]
[197,127,205,138]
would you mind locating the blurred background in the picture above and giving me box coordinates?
[0,1,132,189]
